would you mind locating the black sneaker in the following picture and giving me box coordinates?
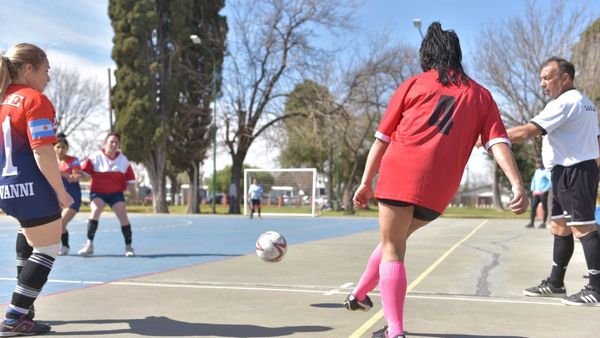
[0,315,51,336]
[372,325,388,338]
[522,278,566,297]
[562,285,600,306]
[372,326,404,338]
[344,293,373,311]
[525,223,534,228]
[537,223,546,229]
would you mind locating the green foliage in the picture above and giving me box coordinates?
[280,80,336,171]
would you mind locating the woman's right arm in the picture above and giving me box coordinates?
[353,139,389,209]
[33,144,73,208]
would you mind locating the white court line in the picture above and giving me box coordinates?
[0,277,563,307]
[324,282,354,295]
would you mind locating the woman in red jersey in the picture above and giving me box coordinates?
[0,43,73,336]
[54,133,82,255]
[77,132,136,257]
[350,23,528,338]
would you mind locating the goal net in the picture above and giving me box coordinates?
[244,168,317,217]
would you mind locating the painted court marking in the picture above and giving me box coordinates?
[0,276,563,307]
[349,219,489,338]
[324,282,354,295]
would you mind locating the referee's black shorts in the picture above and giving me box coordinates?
[550,159,599,226]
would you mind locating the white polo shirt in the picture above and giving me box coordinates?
[530,89,599,169]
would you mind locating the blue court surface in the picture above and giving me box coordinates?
[0,213,378,303]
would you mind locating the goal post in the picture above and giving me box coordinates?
[244,168,318,217]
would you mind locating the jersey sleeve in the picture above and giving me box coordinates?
[25,94,57,149]
[125,165,135,183]
[530,99,569,135]
[480,98,510,151]
[70,157,82,172]
[375,78,416,143]
[81,158,94,175]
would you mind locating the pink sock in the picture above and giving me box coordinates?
[379,261,407,337]
[352,242,382,300]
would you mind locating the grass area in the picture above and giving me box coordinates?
[79,203,528,219]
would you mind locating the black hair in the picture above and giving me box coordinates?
[543,56,575,81]
[419,22,468,86]
[56,132,69,147]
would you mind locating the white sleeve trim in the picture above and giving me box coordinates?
[484,137,511,151]
[374,131,391,143]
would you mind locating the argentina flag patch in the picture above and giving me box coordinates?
[28,118,55,139]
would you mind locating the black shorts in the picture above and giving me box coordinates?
[251,199,261,207]
[377,199,441,221]
[551,160,599,226]
[20,213,62,228]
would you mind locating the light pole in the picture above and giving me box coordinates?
[413,18,424,39]
[190,34,218,214]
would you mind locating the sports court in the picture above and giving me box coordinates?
[0,213,598,337]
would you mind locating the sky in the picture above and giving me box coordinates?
[1,0,597,183]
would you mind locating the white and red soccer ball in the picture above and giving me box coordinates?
[255,231,287,262]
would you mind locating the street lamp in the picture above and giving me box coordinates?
[413,18,424,39]
[190,34,218,214]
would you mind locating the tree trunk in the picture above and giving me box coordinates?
[144,140,169,213]
[229,157,243,214]
[492,162,504,211]
[187,163,200,214]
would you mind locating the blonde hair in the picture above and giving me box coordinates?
[0,43,47,100]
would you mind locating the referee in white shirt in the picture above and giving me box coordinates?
[507,57,600,306]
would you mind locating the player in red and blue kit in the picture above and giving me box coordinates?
[77,132,137,257]
[349,23,529,338]
[0,43,73,336]
[55,133,82,256]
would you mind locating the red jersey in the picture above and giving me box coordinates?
[58,155,81,175]
[82,149,135,194]
[374,70,509,213]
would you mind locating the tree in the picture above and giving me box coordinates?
[45,66,105,136]
[472,0,591,209]
[165,0,227,214]
[222,0,356,214]
[109,0,225,213]
[572,18,600,108]
[280,80,335,171]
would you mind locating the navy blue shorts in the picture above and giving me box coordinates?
[90,191,125,208]
[63,179,81,212]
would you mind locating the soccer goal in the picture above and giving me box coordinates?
[244,168,317,217]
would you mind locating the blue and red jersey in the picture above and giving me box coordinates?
[0,84,61,220]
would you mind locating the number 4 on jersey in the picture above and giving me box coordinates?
[428,95,455,135]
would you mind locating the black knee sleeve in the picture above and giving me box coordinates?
[87,219,99,241]
[61,231,69,247]
[16,231,32,277]
[121,224,132,245]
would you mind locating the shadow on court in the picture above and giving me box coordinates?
[309,302,345,308]
[47,316,332,337]
[405,334,526,338]
[72,253,242,259]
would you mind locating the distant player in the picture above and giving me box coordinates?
[0,43,74,335]
[351,23,528,338]
[55,133,82,255]
[77,132,137,257]
[248,177,263,219]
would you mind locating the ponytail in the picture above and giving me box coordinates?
[0,56,10,101]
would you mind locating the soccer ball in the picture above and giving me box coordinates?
[255,231,287,262]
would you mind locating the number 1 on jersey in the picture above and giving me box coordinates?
[2,116,18,176]
[428,95,456,135]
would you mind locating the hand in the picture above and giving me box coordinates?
[353,182,372,209]
[57,190,74,209]
[508,185,528,215]
[68,173,81,182]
